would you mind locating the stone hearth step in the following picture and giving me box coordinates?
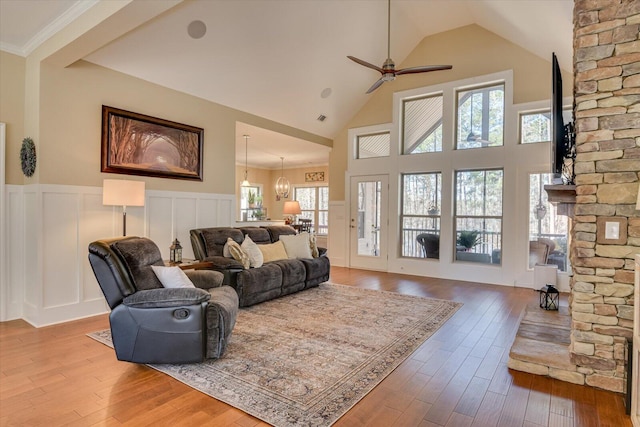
[508,297,584,385]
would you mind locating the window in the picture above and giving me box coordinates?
[356,132,390,159]
[455,169,503,264]
[293,186,329,235]
[456,83,504,149]
[402,94,443,154]
[529,173,569,271]
[520,110,551,144]
[239,185,263,221]
[400,173,441,258]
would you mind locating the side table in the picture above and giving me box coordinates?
[164,259,214,270]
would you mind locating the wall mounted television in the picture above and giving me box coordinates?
[551,52,574,182]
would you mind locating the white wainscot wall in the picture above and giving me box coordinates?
[3,184,235,326]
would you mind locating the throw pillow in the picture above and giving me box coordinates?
[258,241,289,263]
[222,241,232,258]
[227,237,250,269]
[309,232,319,258]
[151,266,195,289]
[241,235,264,268]
[280,232,313,259]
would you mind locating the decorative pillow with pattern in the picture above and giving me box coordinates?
[226,237,250,269]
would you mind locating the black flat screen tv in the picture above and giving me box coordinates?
[551,52,566,177]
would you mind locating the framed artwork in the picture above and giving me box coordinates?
[101,105,204,181]
[305,171,325,182]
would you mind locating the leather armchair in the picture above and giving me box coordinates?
[88,236,239,364]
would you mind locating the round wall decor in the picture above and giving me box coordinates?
[20,137,36,177]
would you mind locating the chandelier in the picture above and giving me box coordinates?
[275,157,290,198]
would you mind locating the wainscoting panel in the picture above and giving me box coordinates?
[42,191,80,308]
[4,187,25,321]
[328,201,346,267]
[147,195,174,257]
[4,184,236,326]
[80,191,114,304]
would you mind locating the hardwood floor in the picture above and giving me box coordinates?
[0,267,632,426]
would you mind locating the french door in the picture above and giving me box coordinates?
[349,175,388,271]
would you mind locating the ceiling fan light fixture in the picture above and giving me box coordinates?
[347,0,452,93]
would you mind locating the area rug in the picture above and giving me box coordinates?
[89,283,461,426]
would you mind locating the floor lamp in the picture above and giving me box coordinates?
[103,179,145,236]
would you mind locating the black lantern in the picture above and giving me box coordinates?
[170,238,182,263]
[539,284,559,310]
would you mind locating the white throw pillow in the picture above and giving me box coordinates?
[241,235,264,268]
[280,232,313,259]
[151,265,195,289]
[226,237,250,269]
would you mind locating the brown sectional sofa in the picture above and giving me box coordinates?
[190,225,330,307]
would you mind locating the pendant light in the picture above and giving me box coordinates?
[275,157,290,198]
[241,135,250,187]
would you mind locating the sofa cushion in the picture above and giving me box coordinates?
[122,287,210,308]
[239,227,271,245]
[259,241,289,263]
[201,228,243,257]
[280,232,313,259]
[112,237,164,291]
[241,235,264,268]
[203,255,244,270]
[151,266,195,289]
[262,225,296,242]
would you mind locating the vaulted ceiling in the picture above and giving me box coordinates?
[0,0,573,168]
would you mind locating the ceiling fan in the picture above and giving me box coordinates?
[348,0,453,94]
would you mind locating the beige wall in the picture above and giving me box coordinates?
[329,24,573,201]
[235,164,329,220]
[2,56,330,193]
[0,51,26,184]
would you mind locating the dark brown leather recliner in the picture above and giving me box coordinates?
[88,236,238,364]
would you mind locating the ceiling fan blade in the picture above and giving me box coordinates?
[395,65,453,75]
[365,78,386,94]
[348,56,384,74]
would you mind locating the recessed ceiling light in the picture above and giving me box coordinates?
[187,20,207,39]
[320,88,332,99]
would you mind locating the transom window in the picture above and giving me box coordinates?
[520,110,551,144]
[293,186,329,235]
[456,83,505,149]
[356,132,390,159]
[455,169,503,264]
[402,94,443,154]
[400,173,442,258]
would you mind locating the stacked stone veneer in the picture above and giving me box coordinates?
[571,0,640,392]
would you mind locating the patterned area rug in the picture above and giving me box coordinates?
[89,283,461,426]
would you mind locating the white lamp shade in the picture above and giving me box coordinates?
[283,201,302,215]
[103,179,145,207]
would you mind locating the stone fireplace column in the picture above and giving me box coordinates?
[571,0,639,393]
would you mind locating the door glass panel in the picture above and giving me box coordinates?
[357,181,381,256]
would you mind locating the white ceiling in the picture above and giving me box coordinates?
[0,0,573,169]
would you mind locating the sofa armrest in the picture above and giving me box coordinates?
[185,269,224,289]
[122,288,211,308]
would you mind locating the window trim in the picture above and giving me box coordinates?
[293,184,329,235]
